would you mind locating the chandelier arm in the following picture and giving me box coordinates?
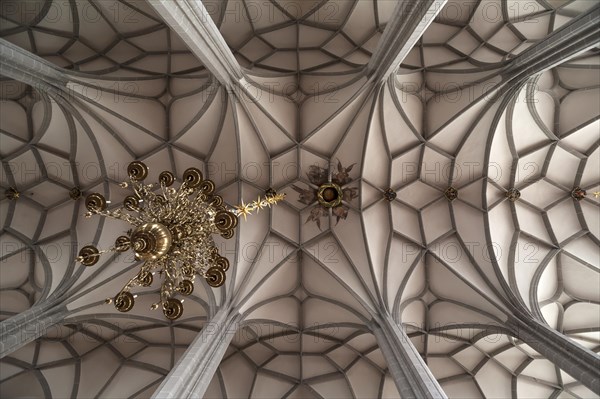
[131,179,148,197]
[102,207,144,226]
[77,241,134,264]
[89,207,144,226]
[161,259,179,303]
[160,181,169,199]
[122,275,140,293]
[145,195,163,221]
[160,277,176,306]
[112,269,146,304]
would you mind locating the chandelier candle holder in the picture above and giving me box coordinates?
[77,161,284,320]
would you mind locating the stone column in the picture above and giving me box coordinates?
[483,7,600,394]
[507,315,600,395]
[0,40,76,359]
[372,313,447,398]
[151,307,240,399]
[500,4,600,86]
[0,38,67,88]
[0,302,68,359]
[146,0,243,88]
[366,0,447,82]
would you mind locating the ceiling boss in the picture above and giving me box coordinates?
[77,161,284,320]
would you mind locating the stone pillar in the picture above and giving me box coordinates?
[146,0,243,87]
[0,38,67,88]
[0,302,68,359]
[500,5,600,85]
[507,315,600,395]
[366,0,447,82]
[151,307,240,399]
[372,313,447,398]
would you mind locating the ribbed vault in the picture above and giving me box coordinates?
[1,0,599,398]
[204,0,393,74]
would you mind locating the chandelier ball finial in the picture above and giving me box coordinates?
[115,236,131,252]
[200,180,215,195]
[159,171,175,186]
[131,223,173,261]
[127,161,148,181]
[205,266,226,287]
[214,210,238,233]
[178,280,194,296]
[85,193,107,212]
[123,195,141,211]
[114,292,135,312]
[77,245,100,266]
[182,167,203,188]
[163,298,184,320]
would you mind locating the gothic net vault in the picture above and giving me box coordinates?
[0,0,599,398]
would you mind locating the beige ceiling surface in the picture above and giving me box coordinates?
[0,0,599,398]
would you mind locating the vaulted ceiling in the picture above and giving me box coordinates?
[0,0,599,398]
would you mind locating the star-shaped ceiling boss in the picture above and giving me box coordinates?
[292,160,358,230]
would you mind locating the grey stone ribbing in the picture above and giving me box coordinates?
[500,4,600,85]
[0,303,68,359]
[372,313,447,399]
[0,38,67,87]
[146,0,243,88]
[0,38,72,360]
[478,6,600,394]
[151,307,239,399]
[366,0,446,82]
[507,315,600,395]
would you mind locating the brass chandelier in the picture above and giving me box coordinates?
[77,161,284,320]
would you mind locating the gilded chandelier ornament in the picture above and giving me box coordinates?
[77,161,284,320]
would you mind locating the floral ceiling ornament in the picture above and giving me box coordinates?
[292,160,359,230]
[5,187,19,201]
[444,186,458,202]
[69,187,82,200]
[77,161,284,320]
[571,186,586,201]
[383,188,397,201]
[506,188,521,202]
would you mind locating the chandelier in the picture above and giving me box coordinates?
[77,161,284,320]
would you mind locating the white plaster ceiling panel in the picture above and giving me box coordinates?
[414,330,597,399]
[486,49,600,397]
[236,83,297,154]
[204,323,401,399]
[410,0,593,74]
[0,0,204,77]
[204,0,394,75]
[0,317,201,398]
[0,82,96,321]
